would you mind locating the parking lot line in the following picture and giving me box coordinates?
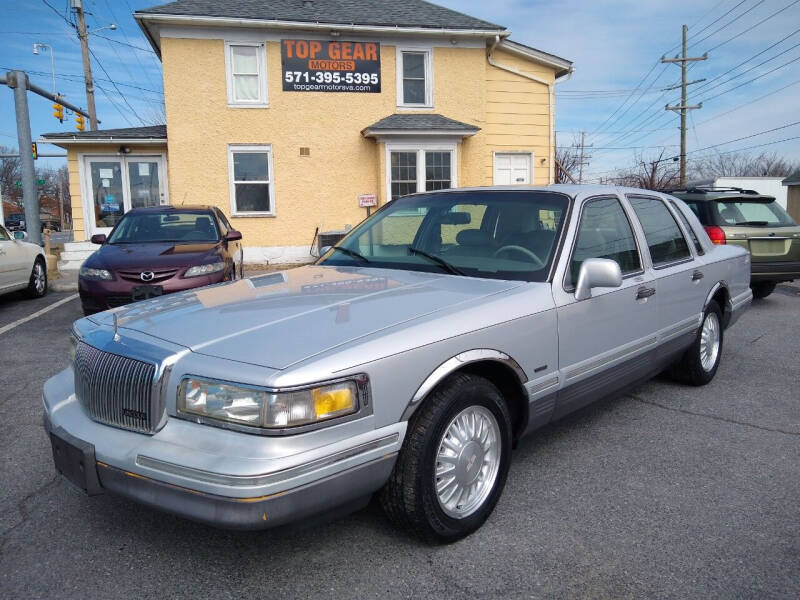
[0,294,79,336]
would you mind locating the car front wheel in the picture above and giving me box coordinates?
[380,373,512,543]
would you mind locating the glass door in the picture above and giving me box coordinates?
[87,158,125,235]
[85,156,167,236]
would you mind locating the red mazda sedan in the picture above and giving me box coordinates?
[79,206,243,315]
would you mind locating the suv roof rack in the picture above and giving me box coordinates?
[660,186,761,195]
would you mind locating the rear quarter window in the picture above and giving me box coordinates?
[628,196,691,266]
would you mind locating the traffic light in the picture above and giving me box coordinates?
[75,114,85,131]
[52,102,64,122]
[31,142,38,160]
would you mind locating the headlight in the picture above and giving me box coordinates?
[177,377,362,429]
[184,262,225,278]
[79,266,113,280]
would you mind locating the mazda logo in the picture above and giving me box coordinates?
[140,271,155,282]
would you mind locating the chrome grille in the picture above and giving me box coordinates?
[74,341,158,433]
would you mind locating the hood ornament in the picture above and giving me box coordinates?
[112,312,121,342]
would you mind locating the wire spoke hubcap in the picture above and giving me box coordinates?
[434,405,501,519]
[699,312,720,372]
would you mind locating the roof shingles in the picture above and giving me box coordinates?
[40,125,167,140]
[136,0,504,31]
[363,113,479,135]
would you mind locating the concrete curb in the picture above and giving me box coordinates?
[49,280,78,293]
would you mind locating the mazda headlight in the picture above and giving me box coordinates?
[177,377,364,429]
[184,262,225,278]
[79,266,113,280]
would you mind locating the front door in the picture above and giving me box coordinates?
[84,155,167,236]
[551,195,658,419]
[493,153,531,185]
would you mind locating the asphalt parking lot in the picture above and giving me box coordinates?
[0,285,798,599]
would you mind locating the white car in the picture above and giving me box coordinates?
[0,225,47,299]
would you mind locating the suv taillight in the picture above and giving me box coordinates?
[704,225,726,245]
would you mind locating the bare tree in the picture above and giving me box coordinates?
[612,149,681,190]
[0,146,23,210]
[690,151,799,179]
[554,136,580,183]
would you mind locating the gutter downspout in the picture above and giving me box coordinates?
[488,35,573,184]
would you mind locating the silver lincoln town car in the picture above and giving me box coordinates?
[44,185,752,543]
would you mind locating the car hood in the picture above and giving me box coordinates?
[88,265,524,369]
[89,242,221,269]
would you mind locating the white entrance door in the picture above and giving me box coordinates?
[84,155,167,236]
[494,153,532,185]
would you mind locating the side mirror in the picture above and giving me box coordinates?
[574,258,622,301]
[13,231,28,241]
[90,233,107,244]
[224,230,242,242]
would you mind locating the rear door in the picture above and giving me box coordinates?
[627,194,704,343]
[0,226,29,290]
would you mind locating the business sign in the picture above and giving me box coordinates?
[281,39,381,93]
[358,193,377,208]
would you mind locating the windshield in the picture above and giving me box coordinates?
[318,190,570,282]
[107,211,220,244]
[714,198,796,227]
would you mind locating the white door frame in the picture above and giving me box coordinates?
[492,151,534,185]
[79,153,168,238]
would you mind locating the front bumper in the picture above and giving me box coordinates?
[750,260,800,283]
[43,368,403,530]
[79,271,226,311]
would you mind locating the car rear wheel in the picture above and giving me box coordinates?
[24,258,47,298]
[751,282,776,299]
[671,300,723,386]
[380,373,512,543]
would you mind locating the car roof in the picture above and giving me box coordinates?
[400,183,673,199]
[661,187,776,202]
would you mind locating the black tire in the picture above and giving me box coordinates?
[24,257,47,298]
[751,282,776,299]
[380,373,512,543]
[670,300,724,386]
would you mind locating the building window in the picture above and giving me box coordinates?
[397,49,432,107]
[226,42,267,106]
[388,146,455,201]
[228,145,275,215]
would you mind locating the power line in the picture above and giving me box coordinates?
[704,0,800,53]
[87,47,147,125]
[0,65,164,95]
[92,33,156,54]
[684,120,800,156]
[698,54,800,103]
[689,0,765,48]
[695,78,800,126]
[40,0,72,26]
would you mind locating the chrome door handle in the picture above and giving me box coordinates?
[636,286,656,299]
[692,270,704,281]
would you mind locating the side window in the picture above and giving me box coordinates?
[397,49,432,108]
[669,200,704,255]
[567,196,641,287]
[0,227,10,241]
[225,43,267,106]
[628,196,691,266]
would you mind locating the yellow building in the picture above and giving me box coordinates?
[41,0,572,267]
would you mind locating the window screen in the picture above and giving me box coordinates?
[568,197,641,286]
[628,196,691,266]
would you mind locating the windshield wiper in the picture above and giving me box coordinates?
[408,246,464,276]
[736,221,770,227]
[331,245,370,263]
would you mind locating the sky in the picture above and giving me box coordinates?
[2,0,799,180]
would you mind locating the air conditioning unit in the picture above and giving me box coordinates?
[317,230,348,254]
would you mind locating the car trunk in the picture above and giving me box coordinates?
[722,225,800,264]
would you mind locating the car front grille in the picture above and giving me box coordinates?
[74,341,159,434]
[117,268,181,283]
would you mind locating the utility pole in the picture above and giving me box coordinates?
[662,25,706,186]
[7,71,41,244]
[73,0,98,130]
[576,131,593,184]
